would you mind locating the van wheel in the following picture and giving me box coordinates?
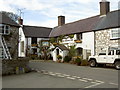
[89,60,96,67]
[115,61,120,70]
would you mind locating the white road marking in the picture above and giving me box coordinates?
[79,79,88,82]
[48,71,53,73]
[57,75,65,78]
[91,82,97,84]
[49,73,56,76]
[67,77,76,80]
[72,76,78,78]
[55,73,61,75]
[86,79,93,81]
[37,69,106,88]
[62,74,70,77]
[43,72,49,74]
[109,83,118,86]
[76,77,81,79]
[95,80,104,83]
[82,78,88,79]
[85,82,104,88]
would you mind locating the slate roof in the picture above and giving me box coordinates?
[49,15,101,37]
[23,25,52,38]
[93,10,120,30]
[49,10,120,37]
[55,44,69,51]
[0,12,20,27]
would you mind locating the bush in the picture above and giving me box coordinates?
[64,56,72,63]
[81,60,89,66]
[57,55,62,60]
[75,57,82,66]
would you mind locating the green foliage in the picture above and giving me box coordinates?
[64,56,72,62]
[1,11,19,22]
[57,55,62,60]
[81,60,89,66]
[75,57,82,65]
[69,45,76,57]
[75,57,81,63]
[68,34,74,38]
[57,35,65,42]
[50,37,57,43]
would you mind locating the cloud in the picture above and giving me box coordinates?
[0,0,119,28]
[24,19,57,28]
[0,0,15,12]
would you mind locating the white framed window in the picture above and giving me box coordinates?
[110,28,120,39]
[0,24,10,35]
[76,33,82,40]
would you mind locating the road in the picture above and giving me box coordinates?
[2,60,119,89]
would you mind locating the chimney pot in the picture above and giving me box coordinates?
[18,17,23,25]
[100,0,110,15]
[58,16,65,26]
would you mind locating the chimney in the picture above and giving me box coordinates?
[100,0,110,15]
[18,17,23,25]
[58,16,65,26]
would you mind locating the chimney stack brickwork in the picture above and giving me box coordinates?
[100,0,110,15]
[58,16,65,26]
[18,17,23,25]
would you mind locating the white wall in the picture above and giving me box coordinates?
[27,38,31,46]
[18,27,26,57]
[61,32,95,59]
[52,47,69,62]
[82,32,94,55]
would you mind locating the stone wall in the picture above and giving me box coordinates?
[2,58,31,75]
[95,29,119,55]
[4,26,19,59]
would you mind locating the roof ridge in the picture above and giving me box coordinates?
[0,12,20,27]
[62,15,100,26]
[23,25,52,29]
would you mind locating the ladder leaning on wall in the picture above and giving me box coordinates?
[0,35,12,60]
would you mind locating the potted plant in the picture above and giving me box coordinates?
[75,57,82,66]
[57,55,62,63]
[64,55,72,63]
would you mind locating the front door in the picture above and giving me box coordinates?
[97,53,107,63]
[107,50,115,63]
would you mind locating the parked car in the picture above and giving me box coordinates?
[88,47,120,70]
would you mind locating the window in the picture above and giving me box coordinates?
[116,50,120,55]
[110,28,120,39]
[108,50,114,55]
[76,33,82,40]
[41,40,49,46]
[0,24,10,35]
[32,48,37,55]
[99,53,106,55]
[31,37,37,44]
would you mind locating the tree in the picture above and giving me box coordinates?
[1,11,19,22]
[39,41,51,60]
[69,45,77,57]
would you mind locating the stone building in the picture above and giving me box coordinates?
[94,10,120,55]
[0,12,20,60]
[49,0,120,61]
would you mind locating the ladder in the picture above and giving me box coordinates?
[0,35,12,59]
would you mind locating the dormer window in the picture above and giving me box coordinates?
[0,24,10,35]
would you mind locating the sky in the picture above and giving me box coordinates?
[0,0,119,28]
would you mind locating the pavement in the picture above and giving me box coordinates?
[2,60,119,89]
